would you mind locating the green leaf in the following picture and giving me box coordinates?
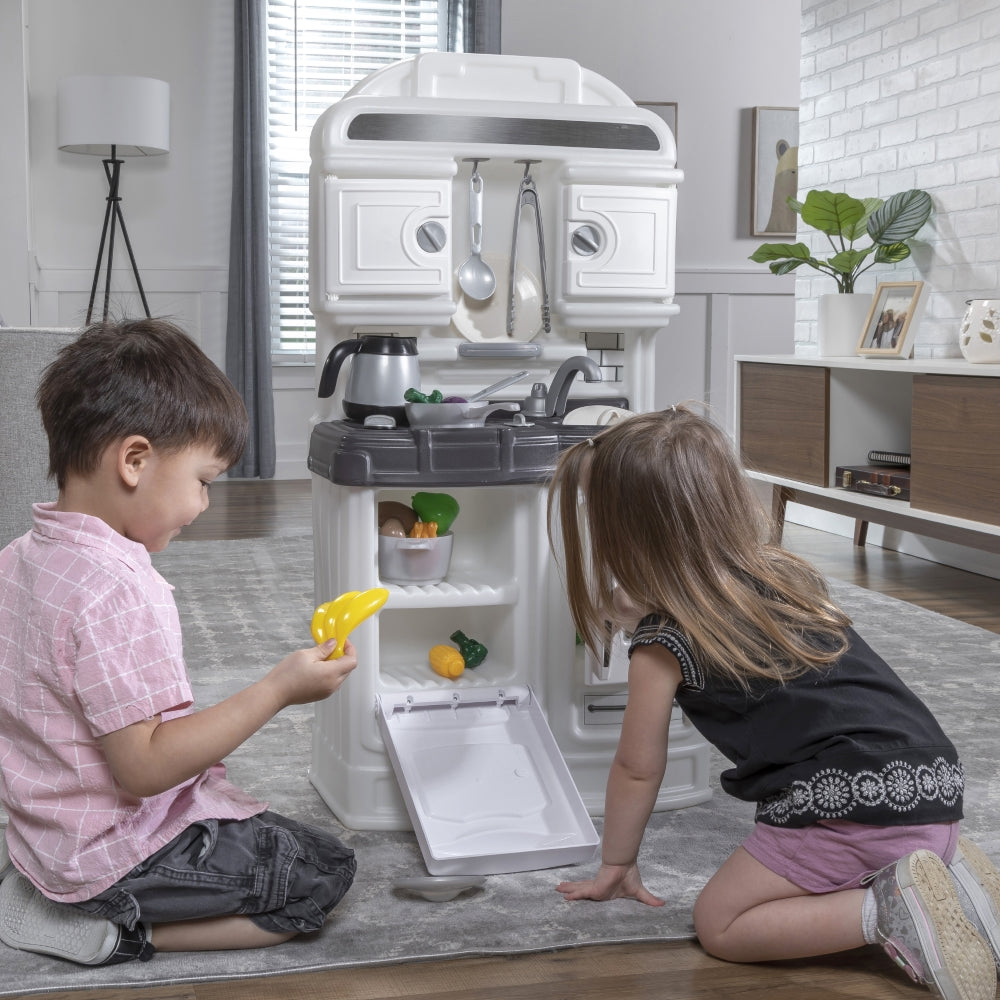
[748,242,812,264]
[827,248,871,274]
[842,198,883,242]
[770,259,808,276]
[867,189,933,245]
[873,242,912,264]
[800,190,866,237]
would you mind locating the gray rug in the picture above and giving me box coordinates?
[2,532,999,996]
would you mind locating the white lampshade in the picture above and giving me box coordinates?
[58,75,170,156]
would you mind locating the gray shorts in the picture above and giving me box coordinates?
[73,811,356,936]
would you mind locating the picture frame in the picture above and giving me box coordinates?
[751,106,799,237]
[637,101,678,163]
[857,281,924,358]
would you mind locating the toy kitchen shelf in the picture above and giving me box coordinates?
[305,53,712,850]
[735,355,1000,554]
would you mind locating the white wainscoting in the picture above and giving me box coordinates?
[31,265,230,368]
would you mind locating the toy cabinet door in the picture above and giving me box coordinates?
[561,184,675,299]
[320,178,452,299]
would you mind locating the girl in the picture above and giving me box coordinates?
[547,406,1000,1000]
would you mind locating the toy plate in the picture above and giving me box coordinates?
[451,252,542,343]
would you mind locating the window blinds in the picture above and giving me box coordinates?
[266,0,445,353]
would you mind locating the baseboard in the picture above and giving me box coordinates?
[786,505,1000,582]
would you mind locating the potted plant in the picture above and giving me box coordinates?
[750,188,933,355]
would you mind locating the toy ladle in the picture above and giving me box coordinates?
[457,160,496,302]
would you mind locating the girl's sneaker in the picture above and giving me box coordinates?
[948,837,1000,970]
[870,849,996,1000]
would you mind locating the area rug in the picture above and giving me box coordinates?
[2,532,998,996]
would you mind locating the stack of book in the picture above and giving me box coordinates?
[835,450,911,500]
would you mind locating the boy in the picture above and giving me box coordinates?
[0,319,357,965]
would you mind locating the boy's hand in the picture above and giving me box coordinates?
[269,638,358,707]
[101,640,359,799]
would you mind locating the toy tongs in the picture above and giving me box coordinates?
[507,159,551,337]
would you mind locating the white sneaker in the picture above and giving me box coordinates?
[950,837,1000,970]
[0,872,120,965]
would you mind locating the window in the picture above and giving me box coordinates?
[266,1,451,355]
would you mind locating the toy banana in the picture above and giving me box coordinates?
[311,591,358,645]
[311,588,389,659]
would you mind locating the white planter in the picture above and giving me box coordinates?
[817,293,873,357]
[959,299,1000,363]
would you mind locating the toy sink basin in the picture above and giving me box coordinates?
[376,686,598,876]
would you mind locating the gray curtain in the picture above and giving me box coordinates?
[448,0,502,53]
[224,0,497,481]
[225,0,276,479]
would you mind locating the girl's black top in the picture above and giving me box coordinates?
[628,617,963,828]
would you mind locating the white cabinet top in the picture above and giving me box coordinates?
[735,354,1000,377]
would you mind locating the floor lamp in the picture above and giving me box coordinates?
[57,75,170,324]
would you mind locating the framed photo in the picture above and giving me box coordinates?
[857,281,924,358]
[751,106,799,237]
[637,101,678,163]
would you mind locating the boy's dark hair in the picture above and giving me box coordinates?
[38,318,249,489]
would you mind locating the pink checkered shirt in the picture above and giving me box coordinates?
[0,504,265,902]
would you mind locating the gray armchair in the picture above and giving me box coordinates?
[0,327,80,549]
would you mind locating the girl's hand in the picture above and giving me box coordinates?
[555,862,665,907]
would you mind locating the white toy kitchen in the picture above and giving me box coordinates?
[307,53,711,875]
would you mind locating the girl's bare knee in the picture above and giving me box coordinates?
[692,905,730,960]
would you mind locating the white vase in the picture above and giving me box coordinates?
[817,293,874,357]
[959,299,1000,363]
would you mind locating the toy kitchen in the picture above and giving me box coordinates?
[306,52,711,876]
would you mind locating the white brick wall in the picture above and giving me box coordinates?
[795,0,1000,355]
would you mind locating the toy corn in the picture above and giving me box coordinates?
[429,644,465,679]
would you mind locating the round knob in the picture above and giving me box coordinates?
[416,221,447,253]
[571,225,603,256]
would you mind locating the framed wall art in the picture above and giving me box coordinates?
[637,101,679,164]
[857,281,924,358]
[751,106,799,237]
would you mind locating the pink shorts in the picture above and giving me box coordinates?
[741,819,960,893]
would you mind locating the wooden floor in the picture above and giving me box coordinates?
[21,479,1000,1000]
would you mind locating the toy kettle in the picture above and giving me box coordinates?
[318,333,420,424]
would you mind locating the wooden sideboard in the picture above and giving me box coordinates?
[736,355,1000,554]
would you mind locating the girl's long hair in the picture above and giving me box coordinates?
[547,406,850,686]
